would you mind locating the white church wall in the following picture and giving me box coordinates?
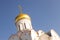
[50,29,60,40]
[37,30,45,37]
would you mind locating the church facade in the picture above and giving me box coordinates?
[9,13,60,40]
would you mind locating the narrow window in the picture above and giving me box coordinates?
[24,23,26,29]
[18,25,20,31]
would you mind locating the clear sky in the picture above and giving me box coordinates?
[0,0,60,40]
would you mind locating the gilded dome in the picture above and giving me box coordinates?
[15,13,31,23]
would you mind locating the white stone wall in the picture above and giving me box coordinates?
[37,30,45,36]
[16,19,33,31]
[9,29,60,40]
[50,29,60,40]
[39,34,50,40]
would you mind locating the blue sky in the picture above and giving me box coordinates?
[0,0,60,40]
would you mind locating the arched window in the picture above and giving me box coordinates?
[23,22,32,30]
[24,23,26,29]
[20,23,24,31]
[17,23,23,31]
[18,25,20,31]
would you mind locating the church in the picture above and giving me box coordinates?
[9,12,60,40]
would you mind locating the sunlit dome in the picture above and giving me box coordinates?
[15,13,31,23]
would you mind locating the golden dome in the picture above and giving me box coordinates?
[15,13,31,23]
